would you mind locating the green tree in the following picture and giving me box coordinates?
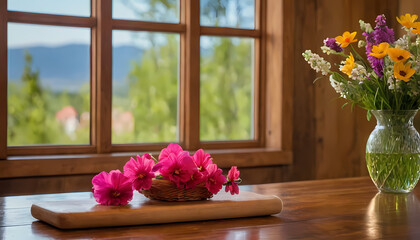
[113,34,178,143]
[112,0,253,143]
[200,38,253,140]
[8,51,51,145]
[8,52,90,145]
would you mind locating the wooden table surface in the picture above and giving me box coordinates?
[2,177,420,239]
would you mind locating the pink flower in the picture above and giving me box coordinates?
[159,143,184,161]
[92,170,133,205]
[156,151,198,188]
[185,171,204,189]
[153,143,185,172]
[192,149,213,176]
[123,154,155,191]
[205,164,226,194]
[225,166,240,195]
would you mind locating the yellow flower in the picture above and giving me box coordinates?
[387,48,411,62]
[341,53,355,77]
[370,42,389,59]
[396,14,418,28]
[394,62,415,82]
[412,22,420,34]
[335,31,358,48]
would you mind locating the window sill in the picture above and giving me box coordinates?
[0,148,292,179]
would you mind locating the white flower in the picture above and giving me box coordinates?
[350,63,367,82]
[329,75,346,98]
[358,40,366,48]
[302,50,331,76]
[395,35,410,50]
[321,46,333,55]
[359,20,373,33]
[412,60,420,72]
[387,76,400,90]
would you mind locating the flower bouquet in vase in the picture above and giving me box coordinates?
[303,14,420,193]
[92,143,241,205]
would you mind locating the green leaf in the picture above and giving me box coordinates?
[367,110,372,121]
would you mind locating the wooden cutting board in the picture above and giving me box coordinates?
[31,191,283,229]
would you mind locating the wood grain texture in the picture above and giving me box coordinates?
[31,191,282,229]
[200,27,260,37]
[111,143,177,152]
[265,0,294,152]
[291,0,401,180]
[290,0,317,181]
[0,149,292,179]
[254,0,266,147]
[1,0,414,183]
[0,166,285,196]
[399,1,420,136]
[0,0,7,160]
[90,0,98,147]
[313,0,399,179]
[182,0,200,150]
[200,140,260,149]
[95,0,112,153]
[2,177,420,239]
[112,19,186,33]
[7,11,96,27]
[7,145,96,156]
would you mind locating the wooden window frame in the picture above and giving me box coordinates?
[0,0,293,179]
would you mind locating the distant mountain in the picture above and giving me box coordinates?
[8,44,142,92]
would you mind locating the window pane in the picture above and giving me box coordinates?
[200,0,254,29]
[113,0,179,23]
[7,23,91,146]
[8,0,90,17]
[200,36,254,141]
[112,31,179,144]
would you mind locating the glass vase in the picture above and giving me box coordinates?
[366,110,420,193]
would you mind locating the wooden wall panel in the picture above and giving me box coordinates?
[400,2,420,134]
[288,0,318,181]
[292,0,400,180]
[399,0,420,132]
[0,166,284,196]
[0,1,414,193]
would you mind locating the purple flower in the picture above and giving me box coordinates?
[324,38,343,52]
[363,15,395,77]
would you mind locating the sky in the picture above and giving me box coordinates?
[7,0,254,49]
[8,0,156,48]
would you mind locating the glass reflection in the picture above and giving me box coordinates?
[8,0,90,17]
[200,36,254,141]
[113,0,179,23]
[112,31,179,144]
[200,0,255,29]
[365,193,420,239]
[7,23,91,146]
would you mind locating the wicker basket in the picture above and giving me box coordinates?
[141,179,213,201]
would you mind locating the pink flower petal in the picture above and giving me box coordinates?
[205,164,226,194]
[92,170,133,206]
[227,166,240,182]
[193,149,213,176]
[123,154,156,191]
[159,143,184,161]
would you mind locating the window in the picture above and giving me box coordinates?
[7,23,91,146]
[0,0,292,178]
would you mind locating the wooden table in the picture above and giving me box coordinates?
[2,177,420,239]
